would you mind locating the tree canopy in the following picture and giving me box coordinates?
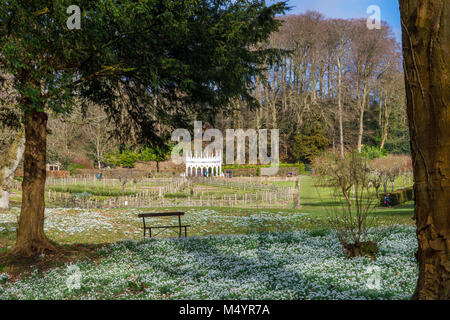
[0,0,288,256]
[0,0,288,143]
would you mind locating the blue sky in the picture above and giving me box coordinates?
[284,0,402,41]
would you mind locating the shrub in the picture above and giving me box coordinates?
[290,133,330,163]
[313,151,379,258]
[289,120,330,163]
[105,150,139,168]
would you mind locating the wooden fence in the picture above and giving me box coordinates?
[46,188,295,209]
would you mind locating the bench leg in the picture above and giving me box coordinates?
[184,226,187,237]
[149,228,152,238]
[142,217,146,240]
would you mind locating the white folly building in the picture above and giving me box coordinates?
[185,152,223,177]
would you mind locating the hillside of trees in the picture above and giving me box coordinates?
[214,12,409,163]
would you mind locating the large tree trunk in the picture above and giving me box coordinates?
[0,131,25,209]
[11,111,55,256]
[399,0,450,299]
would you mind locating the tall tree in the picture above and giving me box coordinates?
[326,19,351,158]
[350,19,396,153]
[0,0,288,256]
[225,13,403,160]
[399,0,450,299]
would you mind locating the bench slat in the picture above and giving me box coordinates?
[138,212,184,218]
[144,225,190,229]
[139,211,188,238]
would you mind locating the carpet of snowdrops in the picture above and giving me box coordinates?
[0,206,418,300]
[0,207,325,245]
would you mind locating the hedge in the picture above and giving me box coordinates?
[380,187,414,206]
[223,163,306,173]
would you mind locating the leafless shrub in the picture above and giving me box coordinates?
[313,151,378,258]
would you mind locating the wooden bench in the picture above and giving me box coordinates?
[138,212,189,239]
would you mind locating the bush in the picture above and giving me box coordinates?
[312,151,379,258]
[105,150,139,168]
[290,133,330,163]
[380,187,414,206]
[309,228,331,237]
[289,120,330,163]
